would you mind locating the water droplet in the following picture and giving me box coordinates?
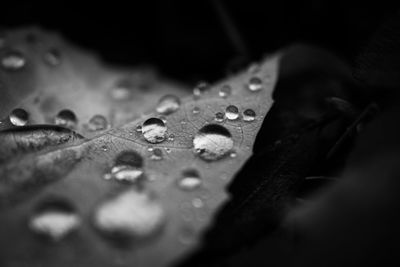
[54,109,77,129]
[243,109,256,122]
[110,79,133,100]
[150,148,163,160]
[9,108,29,126]
[101,145,108,151]
[165,148,171,153]
[136,125,142,132]
[156,95,181,115]
[219,84,231,98]
[29,198,80,241]
[104,150,144,183]
[225,105,239,120]
[178,169,202,190]
[93,190,165,240]
[142,118,167,144]
[192,198,204,208]
[192,106,200,114]
[1,51,26,71]
[193,81,209,98]
[214,112,225,123]
[168,134,175,141]
[87,115,108,131]
[147,146,154,152]
[193,124,234,161]
[247,77,263,91]
[44,48,61,66]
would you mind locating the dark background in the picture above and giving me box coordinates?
[1,0,399,82]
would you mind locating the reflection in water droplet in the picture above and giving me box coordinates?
[93,190,165,240]
[178,169,202,190]
[9,108,29,126]
[44,48,61,66]
[104,150,144,183]
[193,124,233,161]
[225,105,239,120]
[150,148,163,161]
[168,134,175,141]
[192,107,200,114]
[142,118,167,144]
[87,115,108,131]
[29,198,80,241]
[1,51,26,70]
[193,81,209,99]
[214,112,225,123]
[243,109,256,122]
[219,84,232,98]
[156,95,181,115]
[136,125,142,132]
[192,198,204,208]
[54,109,77,129]
[247,77,263,91]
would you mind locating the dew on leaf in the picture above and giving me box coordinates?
[54,109,77,129]
[93,190,165,240]
[150,148,163,161]
[9,108,29,126]
[193,81,209,99]
[29,198,80,241]
[104,150,144,183]
[87,115,108,131]
[156,95,181,115]
[110,79,134,100]
[193,124,234,161]
[247,76,263,91]
[44,48,61,66]
[1,50,26,71]
[219,84,232,98]
[225,105,239,120]
[243,109,256,122]
[192,107,200,114]
[230,151,237,158]
[136,125,142,132]
[168,134,175,141]
[214,112,225,123]
[178,169,202,191]
[142,118,167,144]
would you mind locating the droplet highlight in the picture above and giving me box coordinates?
[1,51,26,71]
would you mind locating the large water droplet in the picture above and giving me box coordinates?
[214,112,225,123]
[104,150,144,183]
[178,169,202,190]
[44,48,61,66]
[243,109,256,122]
[29,198,80,241]
[1,51,26,71]
[54,109,77,129]
[93,190,165,240]
[193,124,234,161]
[225,105,239,120]
[219,84,232,98]
[142,118,167,144]
[193,81,209,99]
[247,77,263,91]
[156,95,181,115]
[87,115,108,131]
[9,108,29,126]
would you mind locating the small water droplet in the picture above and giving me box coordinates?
[54,109,77,129]
[156,95,181,115]
[243,109,256,122]
[110,79,133,100]
[93,190,165,240]
[150,148,163,160]
[165,148,171,153]
[101,145,108,151]
[136,125,142,132]
[147,146,154,152]
[44,48,61,66]
[225,105,239,120]
[168,133,175,141]
[104,150,144,183]
[214,112,225,123]
[193,124,234,161]
[193,81,209,99]
[247,77,263,91]
[192,106,200,114]
[29,198,80,241]
[192,198,204,208]
[1,51,26,70]
[9,108,29,126]
[219,84,232,98]
[178,169,202,191]
[87,115,108,131]
[230,151,237,158]
[142,118,167,144]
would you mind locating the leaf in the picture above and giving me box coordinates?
[0,28,278,266]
